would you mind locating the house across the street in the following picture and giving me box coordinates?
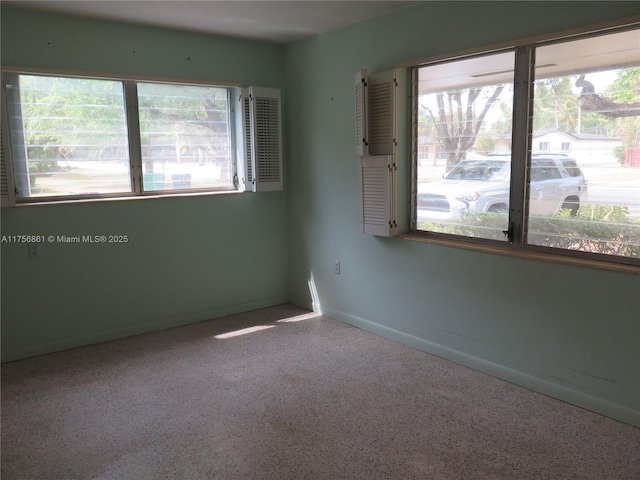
[531,128,622,164]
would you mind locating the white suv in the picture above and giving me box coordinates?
[417,154,588,220]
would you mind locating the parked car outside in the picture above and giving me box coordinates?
[417,154,588,220]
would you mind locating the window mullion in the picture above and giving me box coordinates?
[508,45,535,245]
[123,81,142,194]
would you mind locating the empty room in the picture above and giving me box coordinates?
[1,1,639,478]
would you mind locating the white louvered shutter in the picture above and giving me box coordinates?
[250,87,283,192]
[1,100,15,208]
[1,129,10,207]
[356,69,398,237]
[360,155,396,236]
[354,69,368,156]
[368,70,396,156]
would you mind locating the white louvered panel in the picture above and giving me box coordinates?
[360,155,394,236]
[255,97,280,181]
[354,69,368,156]
[250,87,283,192]
[368,70,396,156]
[1,103,15,208]
[1,128,8,207]
[369,83,391,143]
[363,169,387,224]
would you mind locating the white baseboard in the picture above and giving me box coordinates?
[289,296,639,428]
[2,295,289,363]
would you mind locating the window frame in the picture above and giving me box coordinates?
[1,69,243,205]
[407,20,640,270]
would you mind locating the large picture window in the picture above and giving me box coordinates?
[413,26,640,265]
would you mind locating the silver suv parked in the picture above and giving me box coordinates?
[417,154,588,220]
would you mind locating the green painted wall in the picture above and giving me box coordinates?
[0,6,283,87]
[1,7,288,360]
[284,1,640,426]
[2,2,639,427]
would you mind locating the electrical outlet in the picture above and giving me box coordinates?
[334,260,340,275]
[28,244,42,259]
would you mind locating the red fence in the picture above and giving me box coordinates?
[625,147,640,167]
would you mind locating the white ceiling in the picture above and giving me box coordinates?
[4,0,419,44]
[419,28,640,92]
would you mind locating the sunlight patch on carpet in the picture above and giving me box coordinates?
[214,325,276,339]
[277,312,321,323]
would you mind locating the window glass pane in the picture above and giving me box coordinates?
[137,83,233,191]
[416,51,515,240]
[6,75,130,197]
[528,29,640,259]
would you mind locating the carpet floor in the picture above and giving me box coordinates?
[2,304,639,479]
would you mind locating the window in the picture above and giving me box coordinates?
[4,75,132,197]
[413,26,640,265]
[137,82,233,192]
[416,50,515,241]
[1,72,282,203]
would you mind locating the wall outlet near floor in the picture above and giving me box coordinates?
[28,244,42,259]
[334,260,340,275]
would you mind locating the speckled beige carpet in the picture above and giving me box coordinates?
[2,304,639,479]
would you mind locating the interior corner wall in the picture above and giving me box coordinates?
[284,1,640,426]
[0,7,288,362]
